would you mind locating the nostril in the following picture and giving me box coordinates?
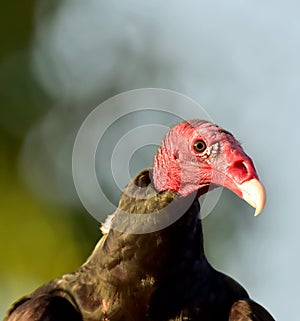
[229,159,258,184]
[234,161,249,174]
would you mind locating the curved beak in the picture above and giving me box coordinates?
[239,179,266,216]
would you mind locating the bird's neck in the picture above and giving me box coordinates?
[86,170,209,286]
[96,202,206,281]
[95,168,206,275]
[83,170,210,320]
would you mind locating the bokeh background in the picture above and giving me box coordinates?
[1,1,299,319]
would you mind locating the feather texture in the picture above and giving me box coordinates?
[5,120,274,321]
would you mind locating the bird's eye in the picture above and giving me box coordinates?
[193,140,206,153]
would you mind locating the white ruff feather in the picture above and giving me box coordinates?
[100,213,115,234]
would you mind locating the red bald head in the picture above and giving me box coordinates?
[153,120,265,215]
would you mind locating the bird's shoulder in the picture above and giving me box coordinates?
[4,292,82,321]
[164,268,275,321]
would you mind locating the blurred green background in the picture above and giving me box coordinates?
[0,1,101,317]
[1,1,300,319]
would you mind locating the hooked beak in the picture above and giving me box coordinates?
[238,179,266,216]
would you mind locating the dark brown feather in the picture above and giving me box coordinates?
[5,294,82,321]
[5,169,274,321]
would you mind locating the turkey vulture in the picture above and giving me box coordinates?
[5,120,274,321]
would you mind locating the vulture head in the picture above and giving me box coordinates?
[153,120,266,215]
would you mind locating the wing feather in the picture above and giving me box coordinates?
[5,294,83,321]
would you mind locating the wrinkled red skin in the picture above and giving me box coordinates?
[153,120,259,198]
